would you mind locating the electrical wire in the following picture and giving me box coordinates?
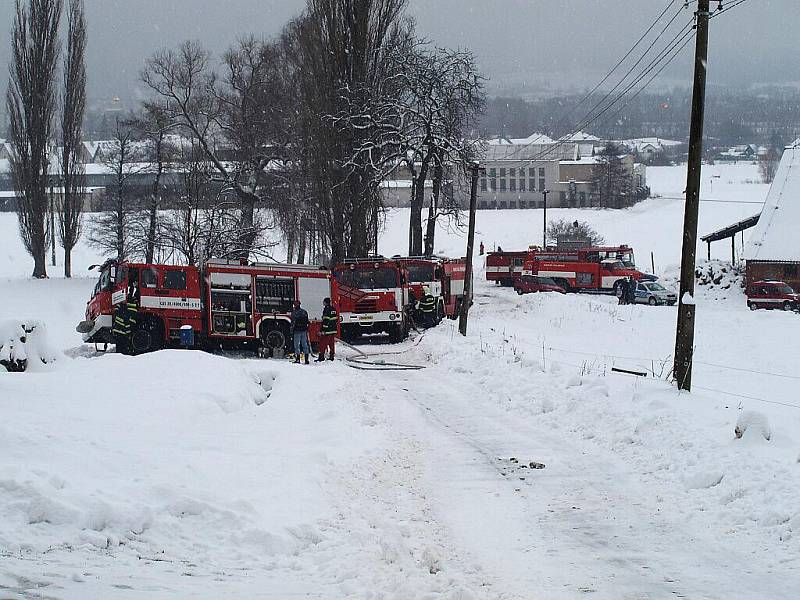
[501,1,687,163]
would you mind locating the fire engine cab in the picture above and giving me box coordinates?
[77,259,335,355]
[396,256,469,321]
[522,245,653,293]
[485,250,527,286]
[333,257,412,342]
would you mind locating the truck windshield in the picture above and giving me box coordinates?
[336,267,397,290]
[405,264,435,283]
[603,260,626,271]
[619,252,635,268]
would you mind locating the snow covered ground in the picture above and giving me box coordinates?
[2,163,799,599]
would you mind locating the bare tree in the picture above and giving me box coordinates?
[88,118,146,260]
[546,219,605,247]
[758,147,779,184]
[288,0,412,263]
[6,0,63,278]
[130,101,177,263]
[141,40,276,261]
[57,0,86,277]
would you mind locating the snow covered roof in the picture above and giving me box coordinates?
[483,143,578,162]
[487,133,555,146]
[744,141,800,262]
[561,131,600,142]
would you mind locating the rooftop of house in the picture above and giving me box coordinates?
[744,139,800,263]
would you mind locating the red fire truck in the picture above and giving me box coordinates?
[485,250,528,286]
[396,256,469,321]
[77,258,335,355]
[522,245,652,293]
[333,257,412,342]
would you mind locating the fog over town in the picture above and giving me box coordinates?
[2,1,800,598]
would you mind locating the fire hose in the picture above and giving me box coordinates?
[340,330,428,371]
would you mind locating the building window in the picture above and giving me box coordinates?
[489,168,496,178]
[519,167,526,177]
[499,201,507,209]
[499,168,506,178]
[509,200,517,209]
[539,177,546,191]
[480,178,487,192]
[539,167,545,177]
[510,179,516,192]
[519,179,525,192]
[785,264,799,278]
[510,168,516,177]
[519,200,526,209]
[479,201,487,209]
[489,178,496,191]
[529,178,536,192]
[579,192,586,206]
[499,179,507,192]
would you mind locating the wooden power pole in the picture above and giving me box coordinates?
[674,0,711,391]
[459,162,480,336]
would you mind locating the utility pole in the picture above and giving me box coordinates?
[674,0,711,391]
[459,162,480,336]
[542,189,549,247]
[49,177,56,267]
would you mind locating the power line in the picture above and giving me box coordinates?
[501,1,689,163]
[518,21,696,167]
[549,0,680,135]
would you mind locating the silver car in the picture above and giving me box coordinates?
[634,281,677,306]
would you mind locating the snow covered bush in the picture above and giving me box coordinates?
[694,260,744,291]
[735,410,771,441]
[0,320,57,372]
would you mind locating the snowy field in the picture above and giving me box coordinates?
[2,163,800,599]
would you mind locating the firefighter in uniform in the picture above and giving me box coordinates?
[112,298,138,355]
[316,297,339,362]
[419,287,437,328]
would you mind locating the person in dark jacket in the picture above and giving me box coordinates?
[317,298,338,362]
[112,299,138,355]
[290,300,311,364]
[617,279,628,305]
[626,276,637,305]
[419,287,437,328]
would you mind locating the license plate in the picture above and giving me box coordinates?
[359,315,373,321]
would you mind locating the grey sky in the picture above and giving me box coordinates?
[0,0,794,103]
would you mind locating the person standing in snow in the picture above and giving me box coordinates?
[617,278,628,305]
[291,300,311,364]
[112,297,138,355]
[419,287,437,328]
[316,297,338,362]
[626,276,637,305]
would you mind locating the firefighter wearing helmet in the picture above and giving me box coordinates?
[419,286,437,328]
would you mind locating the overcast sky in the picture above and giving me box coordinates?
[0,0,794,103]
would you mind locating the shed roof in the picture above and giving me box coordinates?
[744,140,800,262]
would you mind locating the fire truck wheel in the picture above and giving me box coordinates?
[131,319,163,355]
[388,322,404,343]
[262,327,287,351]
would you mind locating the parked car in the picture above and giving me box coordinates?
[633,281,677,306]
[746,280,800,311]
[515,275,566,295]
